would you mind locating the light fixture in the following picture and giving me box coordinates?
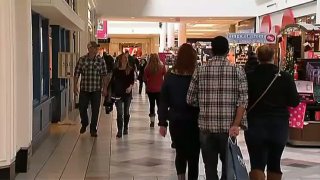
[130,17,135,19]
[187,29,218,32]
[192,24,216,28]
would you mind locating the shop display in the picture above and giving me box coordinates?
[227,33,276,66]
[278,23,320,146]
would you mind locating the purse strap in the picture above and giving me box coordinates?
[247,72,281,113]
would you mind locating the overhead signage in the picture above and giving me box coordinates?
[227,33,276,44]
[97,19,107,39]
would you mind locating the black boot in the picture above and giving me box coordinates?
[116,118,123,138]
[123,115,130,135]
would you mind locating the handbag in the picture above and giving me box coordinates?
[226,137,249,180]
[288,102,306,129]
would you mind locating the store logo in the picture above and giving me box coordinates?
[266,34,275,42]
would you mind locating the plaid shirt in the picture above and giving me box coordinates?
[74,54,108,92]
[186,56,248,133]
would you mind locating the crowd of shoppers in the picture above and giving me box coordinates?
[75,39,299,180]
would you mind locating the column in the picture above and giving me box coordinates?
[317,1,320,24]
[167,23,175,48]
[0,0,32,178]
[255,16,260,33]
[77,0,89,55]
[178,23,187,46]
[159,22,167,52]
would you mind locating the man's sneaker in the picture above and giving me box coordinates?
[90,132,98,137]
[80,126,87,134]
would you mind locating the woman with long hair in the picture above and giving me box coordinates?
[246,45,299,180]
[111,53,135,138]
[144,53,166,127]
[158,44,200,180]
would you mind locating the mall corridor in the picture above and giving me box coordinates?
[13,85,320,180]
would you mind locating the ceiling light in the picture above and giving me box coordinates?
[192,24,216,28]
[187,29,218,32]
[130,17,135,19]
[187,33,204,35]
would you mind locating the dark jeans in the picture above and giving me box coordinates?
[147,92,160,117]
[115,96,132,133]
[200,131,228,180]
[139,80,144,94]
[79,91,101,133]
[245,116,288,174]
[170,120,200,179]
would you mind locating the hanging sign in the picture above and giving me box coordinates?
[227,33,276,44]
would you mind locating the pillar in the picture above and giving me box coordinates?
[178,23,187,46]
[0,0,33,179]
[317,1,320,24]
[159,22,167,52]
[255,16,260,33]
[167,23,175,48]
[77,0,89,55]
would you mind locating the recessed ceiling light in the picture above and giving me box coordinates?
[130,17,135,19]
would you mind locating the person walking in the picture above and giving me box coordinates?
[74,41,110,137]
[187,36,248,180]
[138,58,147,94]
[144,53,166,127]
[159,43,200,180]
[245,45,299,180]
[111,53,135,138]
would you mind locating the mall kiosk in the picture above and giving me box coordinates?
[278,23,320,146]
[227,33,276,65]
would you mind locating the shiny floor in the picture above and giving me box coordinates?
[17,84,320,180]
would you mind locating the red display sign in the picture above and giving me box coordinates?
[97,20,107,39]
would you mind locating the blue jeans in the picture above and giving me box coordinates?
[115,96,132,133]
[200,131,228,180]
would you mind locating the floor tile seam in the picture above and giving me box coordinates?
[58,133,81,180]
[34,124,74,180]
[85,106,111,180]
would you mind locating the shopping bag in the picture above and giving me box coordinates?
[226,137,249,180]
[288,102,306,129]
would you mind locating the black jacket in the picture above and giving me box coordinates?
[247,64,300,118]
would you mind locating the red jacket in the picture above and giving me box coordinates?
[144,65,166,93]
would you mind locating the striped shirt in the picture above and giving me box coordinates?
[186,56,248,133]
[74,54,108,92]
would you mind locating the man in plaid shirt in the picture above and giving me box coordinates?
[187,36,248,180]
[74,41,110,137]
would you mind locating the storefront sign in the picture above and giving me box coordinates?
[227,33,276,44]
[97,19,107,39]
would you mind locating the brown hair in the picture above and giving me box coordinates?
[173,43,197,75]
[118,53,132,75]
[146,53,163,75]
[257,45,275,63]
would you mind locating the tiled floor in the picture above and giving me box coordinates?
[17,84,320,180]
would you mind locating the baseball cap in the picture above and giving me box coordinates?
[87,41,100,48]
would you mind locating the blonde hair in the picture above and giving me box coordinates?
[146,53,163,75]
